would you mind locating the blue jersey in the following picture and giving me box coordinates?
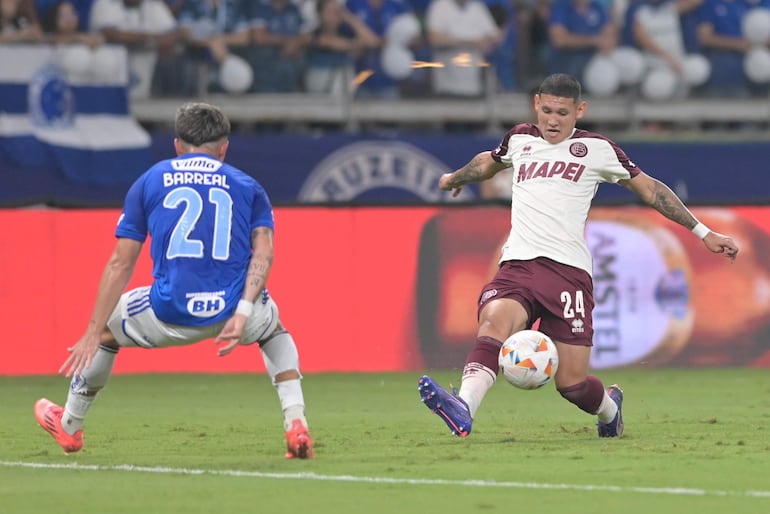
[116,153,274,327]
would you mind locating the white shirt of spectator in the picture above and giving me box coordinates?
[90,0,177,34]
[293,0,321,34]
[635,0,685,69]
[426,0,499,96]
[89,0,177,98]
[494,129,637,276]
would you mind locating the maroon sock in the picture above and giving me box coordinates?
[557,375,605,414]
[462,336,502,381]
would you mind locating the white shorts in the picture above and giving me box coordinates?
[107,286,280,348]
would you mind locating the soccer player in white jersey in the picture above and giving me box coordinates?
[34,102,314,459]
[419,73,739,438]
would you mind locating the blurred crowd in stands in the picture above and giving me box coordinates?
[1,0,770,101]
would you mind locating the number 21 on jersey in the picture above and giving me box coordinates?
[164,186,233,260]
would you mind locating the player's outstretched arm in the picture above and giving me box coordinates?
[439,151,509,197]
[620,172,739,261]
[61,238,143,377]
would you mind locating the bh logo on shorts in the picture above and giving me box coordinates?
[186,292,226,318]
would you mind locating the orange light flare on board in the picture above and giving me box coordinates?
[351,53,489,88]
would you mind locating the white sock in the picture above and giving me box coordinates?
[62,345,118,435]
[259,331,308,431]
[596,390,619,423]
[458,363,496,419]
[275,379,307,431]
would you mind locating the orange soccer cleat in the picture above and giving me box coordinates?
[284,419,314,459]
[34,398,83,454]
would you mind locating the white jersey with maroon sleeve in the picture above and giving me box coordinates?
[491,124,642,276]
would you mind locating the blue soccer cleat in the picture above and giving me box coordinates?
[418,375,473,437]
[597,384,624,438]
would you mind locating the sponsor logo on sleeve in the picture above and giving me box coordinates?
[480,289,498,305]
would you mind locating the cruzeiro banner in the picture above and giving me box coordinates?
[0,44,152,187]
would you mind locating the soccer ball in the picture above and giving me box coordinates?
[499,330,559,390]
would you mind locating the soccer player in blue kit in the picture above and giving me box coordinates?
[34,102,314,459]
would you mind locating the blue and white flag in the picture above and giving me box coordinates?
[0,44,152,186]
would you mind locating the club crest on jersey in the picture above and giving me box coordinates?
[569,142,588,157]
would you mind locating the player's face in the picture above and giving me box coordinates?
[534,94,587,144]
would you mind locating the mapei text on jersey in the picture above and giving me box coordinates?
[516,161,585,183]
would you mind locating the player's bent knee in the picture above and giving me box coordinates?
[274,369,301,382]
[101,328,119,348]
[260,331,302,382]
[258,323,286,347]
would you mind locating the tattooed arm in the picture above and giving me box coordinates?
[215,226,275,355]
[439,151,509,197]
[620,171,699,228]
[620,171,739,261]
[241,226,274,304]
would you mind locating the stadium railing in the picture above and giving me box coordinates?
[131,92,770,133]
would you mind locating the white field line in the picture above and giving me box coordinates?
[1,460,769,499]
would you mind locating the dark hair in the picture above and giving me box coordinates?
[537,74,582,103]
[41,0,85,33]
[41,1,64,34]
[175,102,230,147]
[316,0,335,15]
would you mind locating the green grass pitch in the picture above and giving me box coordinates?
[1,369,769,514]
